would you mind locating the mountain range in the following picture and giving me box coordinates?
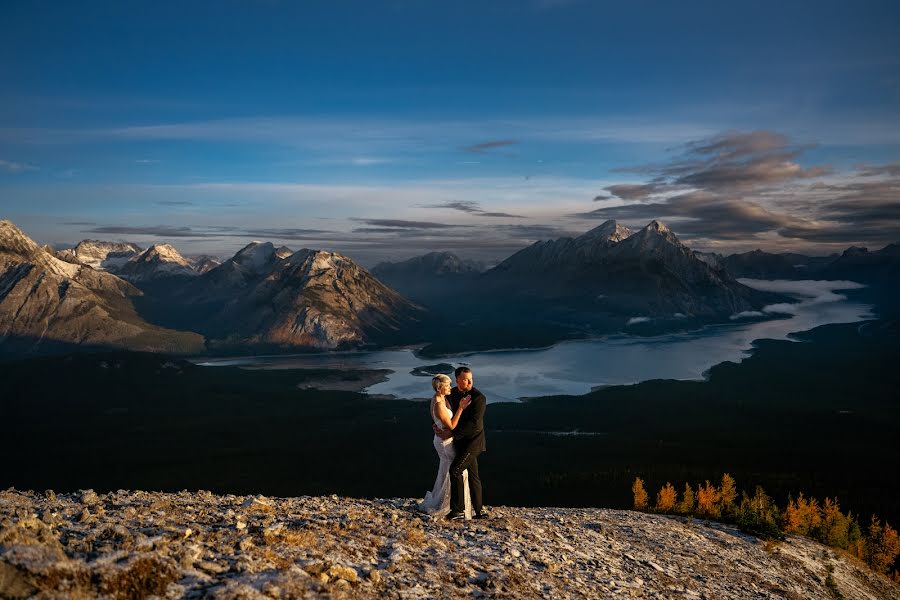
[3,217,897,357]
[0,221,204,356]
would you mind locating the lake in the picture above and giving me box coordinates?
[195,279,875,402]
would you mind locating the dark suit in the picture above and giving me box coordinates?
[447,385,486,514]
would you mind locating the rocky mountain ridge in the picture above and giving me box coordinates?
[0,220,204,355]
[1,488,896,599]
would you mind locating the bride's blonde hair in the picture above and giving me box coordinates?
[431,373,452,392]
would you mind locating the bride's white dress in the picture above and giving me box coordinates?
[418,396,473,519]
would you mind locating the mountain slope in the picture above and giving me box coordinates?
[0,221,204,355]
[209,249,424,348]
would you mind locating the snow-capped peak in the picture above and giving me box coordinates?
[232,242,276,273]
[577,220,633,245]
[142,244,191,265]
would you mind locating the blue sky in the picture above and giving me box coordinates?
[2,0,899,265]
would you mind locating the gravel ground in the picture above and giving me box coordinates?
[1,488,897,599]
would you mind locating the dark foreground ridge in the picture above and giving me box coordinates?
[2,489,898,599]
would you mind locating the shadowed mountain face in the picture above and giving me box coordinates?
[491,219,633,276]
[373,220,794,356]
[372,251,484,279]
[0,221,204,356]
[370,252,485,309]
[483,220,784,317]
[701,243,900,283]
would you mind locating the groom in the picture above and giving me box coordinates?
[434,366,487,520]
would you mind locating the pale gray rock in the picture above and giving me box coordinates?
[1,488,898,599]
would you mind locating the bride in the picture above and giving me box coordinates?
[419,373,473,518]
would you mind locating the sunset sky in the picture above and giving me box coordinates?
[2,1,899,265]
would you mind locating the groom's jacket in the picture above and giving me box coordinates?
[449,386,486,454]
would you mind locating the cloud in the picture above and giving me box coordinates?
[0,159,37,173]
[605,183,666,200]
[857,161,900,177]
[580,130,900,248]
[87,225,205,238]
[156,200,194,206]
[418,200,525,218]
[61,221,97,226]
[463,139,519,154]
[85,225,334,240]
[349,218,470,230]
[626,317,652,325]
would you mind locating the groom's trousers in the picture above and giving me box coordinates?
[449,445,482,515]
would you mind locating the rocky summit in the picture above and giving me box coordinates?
[1,489,897,599]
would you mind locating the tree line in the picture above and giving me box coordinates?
[631,474,900,579]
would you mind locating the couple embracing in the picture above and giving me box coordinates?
[418,366,488,521]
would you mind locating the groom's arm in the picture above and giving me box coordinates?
[451,391,485,439]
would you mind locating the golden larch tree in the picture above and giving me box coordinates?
[675,483,695,515]
[696,480,720,518]
[655,482,677,513]
[632,477,648,511]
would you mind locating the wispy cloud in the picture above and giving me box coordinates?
[418,200,525,218]
[463,139,518,153]
[349,218,470,230]
[0,159,37,173]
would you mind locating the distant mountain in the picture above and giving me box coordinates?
[116,244,198,282]
[201,249,424,349]
[184,242,281,303]
[491,220,633,275]
[485,220,779,318]
[57,239,142,271]
[369,252,485,312]
[186,254,221,274]
[0,220,204,356]
[713,244,900,284]
[274,245,293,260]
[372,251,484,278]
[817,243,900,284]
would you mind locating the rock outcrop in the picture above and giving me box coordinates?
[0,221,204,355]
[1,489,896,599]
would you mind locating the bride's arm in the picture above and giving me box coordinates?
[447,396,471,430]
[434,396,455,431]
